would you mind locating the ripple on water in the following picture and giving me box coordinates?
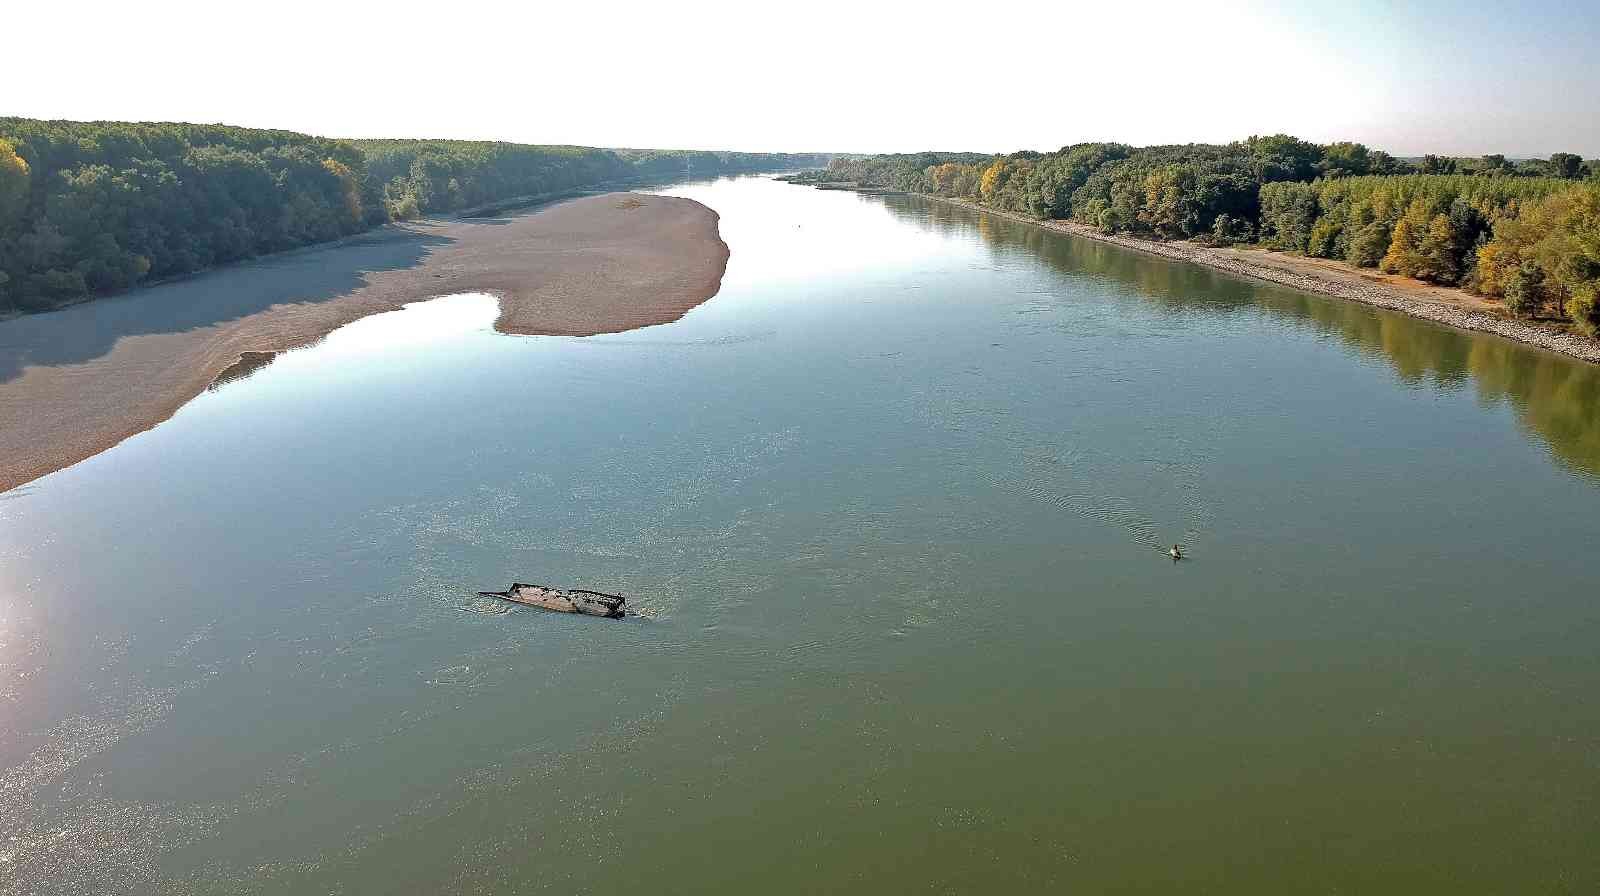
[0,682,241,896]
[425,664,489,690]
[456,595,514,617]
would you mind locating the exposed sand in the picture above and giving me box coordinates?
[913,194,1600,366]
[0,193,728,492]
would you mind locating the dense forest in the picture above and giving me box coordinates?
[354,140,629,220]
[0,118,825,315]
[810,139,1600,335]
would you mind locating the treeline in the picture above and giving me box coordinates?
[358,143,827,220]
[816,138,1600,335]
[0,118,826,315]
[1257,176,1587,312]
[613,148,833,180]
[0,119,379,312]
[355,140,629,220]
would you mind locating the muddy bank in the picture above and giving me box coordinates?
[917,194,1600,366]
[0,193,728,492]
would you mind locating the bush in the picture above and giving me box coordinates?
[1501,261,1545,317]
[1211,214,1255,245]
[386,193,422,221]
[1307,215,1343,257]
[1566,292,1599,336]
[1258,181,1319,251]
[1348,220,1392,267]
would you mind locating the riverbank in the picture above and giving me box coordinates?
[886,191,1600,366]
[0,192,728,492]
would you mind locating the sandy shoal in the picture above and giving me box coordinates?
[0,192,728,492]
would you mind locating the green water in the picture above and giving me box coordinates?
[2,176,1598,894]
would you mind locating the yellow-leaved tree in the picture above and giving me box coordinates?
[0,138,30,227]
[1380,217,1418,276]
[322,158,363,230]
[979,160,1008,202]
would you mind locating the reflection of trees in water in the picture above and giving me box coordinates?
[1464,341,1600,477]
[885,194,1600,478]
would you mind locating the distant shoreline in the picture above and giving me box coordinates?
[818,185,1600,366]
[0,192,729,492]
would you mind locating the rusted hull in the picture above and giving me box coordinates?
[478,583,627,618]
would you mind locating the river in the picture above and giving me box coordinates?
[1,175,1597,894]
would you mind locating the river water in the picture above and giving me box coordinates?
[2,176,1597,894]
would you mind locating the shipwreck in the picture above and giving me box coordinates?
[477,583,628,618]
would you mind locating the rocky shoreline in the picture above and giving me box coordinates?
[914,193,1600,365]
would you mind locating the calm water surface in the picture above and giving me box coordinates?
[2,176,1598,894]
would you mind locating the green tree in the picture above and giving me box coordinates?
[1259,181,1319,251]
[1501,261,1545,317]
[1307,214,1344,258]
[1415,214,1461,283]
[1211,214,1254,245]
[1320,142,1373,178]
[1549,153,1584,179]
[1420,154,1456,175]
[1245,134,1323,182]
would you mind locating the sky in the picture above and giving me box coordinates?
[8,0,1599,157]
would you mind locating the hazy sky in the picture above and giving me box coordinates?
[9,0,1599,157]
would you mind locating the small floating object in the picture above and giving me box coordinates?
[1169,544,1184,560]
[476,583,627,618]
